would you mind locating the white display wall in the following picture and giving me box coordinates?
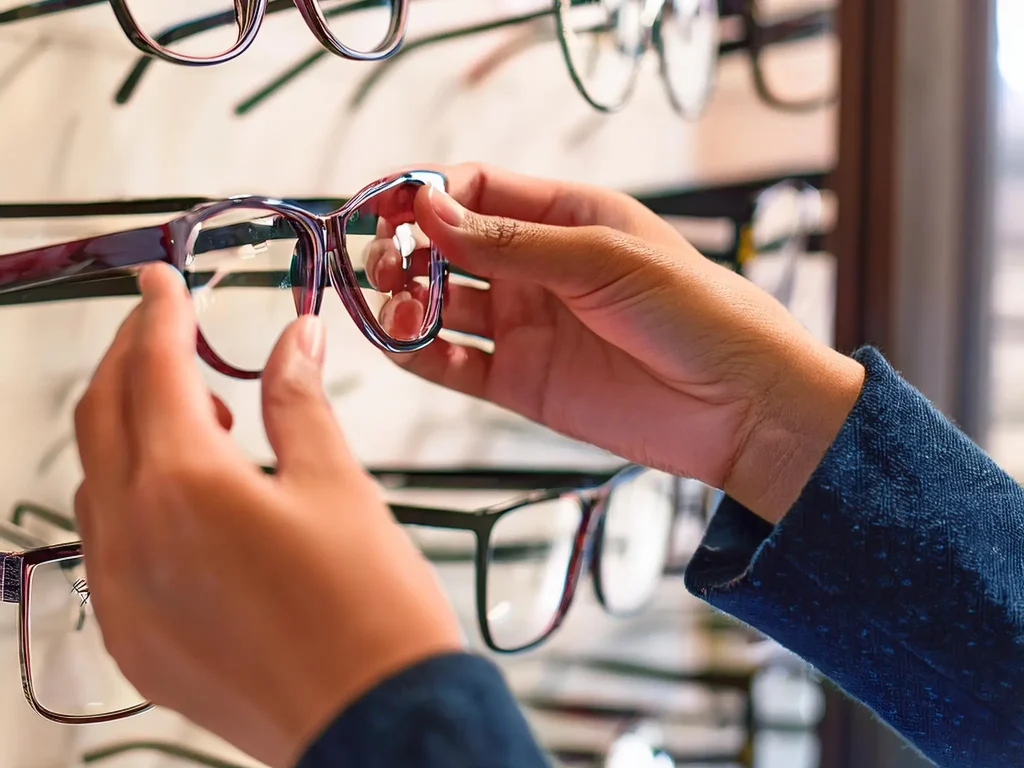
[0,1,837,765]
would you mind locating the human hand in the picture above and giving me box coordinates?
[375,163,865,524]
[73,264,461,768]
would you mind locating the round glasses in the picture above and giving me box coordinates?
[180,170,448,379]
[104,0,408,66]
[556,0,721,114]
[391,466,679,653]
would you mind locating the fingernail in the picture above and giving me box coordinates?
[429,187,465,227]
[298,315,325,365]
[137,263,186,296]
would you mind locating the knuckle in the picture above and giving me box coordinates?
[479,215,522,252]
[72,391,95,434]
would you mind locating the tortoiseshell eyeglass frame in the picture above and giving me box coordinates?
[0,541,153,724]
[0,169,450,380]
[0,0,408,67]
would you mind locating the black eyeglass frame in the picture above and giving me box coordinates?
[368,464,682,653]
[225,0,835,117]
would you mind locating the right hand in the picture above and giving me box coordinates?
[377,164,864,524]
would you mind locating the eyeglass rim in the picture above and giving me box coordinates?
[389,464,676,653]
[555,0,652,113]
[589,469,679,618]
[180,169,448,379]
[106,0,409,67]
[477,465,679,652]
[654,0,722,119]
[746,0,839,111]
[5,543,153,724]
[106,0,265,66]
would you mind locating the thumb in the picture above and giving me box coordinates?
[261,315,355,483]
[417,185,634,295]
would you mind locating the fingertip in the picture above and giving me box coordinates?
[137,263,187,299]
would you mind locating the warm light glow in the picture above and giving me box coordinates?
[998,0,1024,93]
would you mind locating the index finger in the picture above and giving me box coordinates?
[127,263,221,457]
[402,162,674,243]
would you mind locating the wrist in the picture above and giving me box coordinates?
[726,346,865,525]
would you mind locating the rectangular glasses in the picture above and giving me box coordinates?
[0,530,149,724]
[365,465,682,653]
[0,170,450,379]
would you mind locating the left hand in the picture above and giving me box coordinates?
[73,263,461,767]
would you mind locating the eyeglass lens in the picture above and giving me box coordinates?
[124,0,246,59]
[597,470,675,615]
[657,0,720,116]
[756,0,838,106]
[316,0,396,54]
[26,557,145,719]
[184,181,440,375]
[186,205,312,375]
[351,181,441,346]
[485,496,583,651]
[559,0,647,110]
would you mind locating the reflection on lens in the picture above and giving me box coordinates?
[658,0,720,117]
[27,557,145,719]
[187,206,310,375]
[598,470,674,615]
[748,182,818,305]
[124,0,245,59]
[317,0,396,54]
[343,181,440,345]
[558,0,646,110]
[485,497,582,651]
[752,183,805,255]
[755,0,838,107]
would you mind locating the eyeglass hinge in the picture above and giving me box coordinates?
[0,555,22,603]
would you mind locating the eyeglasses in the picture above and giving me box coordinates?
[11,463,681,659]
[0,529,149,724]
[0,170,449,379]
[635,174,828,309]
[0,171,821,302]
[224,0,835,118]
[0,0,409,66]
[362,465,682,653]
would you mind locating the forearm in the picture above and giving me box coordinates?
[685,348,1024,767]
[297,653,551,768]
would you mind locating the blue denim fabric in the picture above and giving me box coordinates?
[297,653,550,767]
[685,347,1024,767]
[300,347,1023,768]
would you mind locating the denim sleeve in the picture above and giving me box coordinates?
[296,653,551,768]
[684,347,1024,768]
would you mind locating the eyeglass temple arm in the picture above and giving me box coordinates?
[235,9,553,117]
[370,467,617,491]
[756,8,833,48]
[0,0,102,25]
[0,224,173,298]
[11,501,77,533]
[83,741,250,768]
[0,553,22,603]
[115,0,383,106]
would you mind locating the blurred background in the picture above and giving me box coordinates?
[0,0,1009,765]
